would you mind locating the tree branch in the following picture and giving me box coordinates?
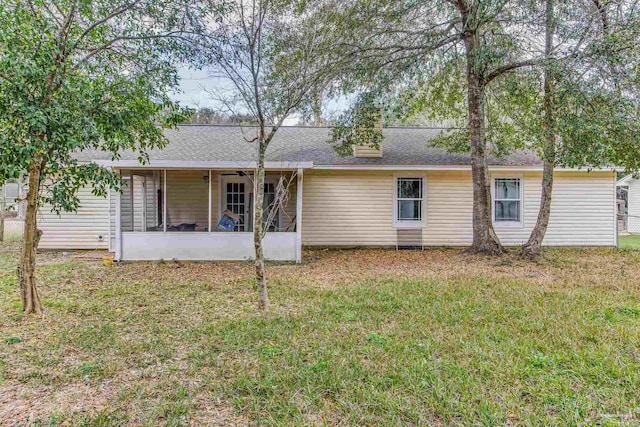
[73,1,142,47]
[74,30,188,69]
[483,59,541,85]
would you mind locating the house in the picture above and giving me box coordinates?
[617,174,639,233]
[37,125,618,261]
[1,179,25,219]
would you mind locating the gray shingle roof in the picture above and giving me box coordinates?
[81,124,542,166]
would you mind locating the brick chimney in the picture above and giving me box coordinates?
[353,108,383,158]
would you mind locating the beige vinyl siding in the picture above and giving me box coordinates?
[265,172,297,232]
[423,171,473,246]
[491,171,616,246]
[120,177,133,231]
[38,186,109,249]
[210,171,219,228]
[496,172,616,246]
[543,172,616,245]
[109,189,116,251]
[166,170,209,231]
[145,171,160,229]
[626,178,640,233]
[135,170,162,232]
[302,170,395,246]
[353,145,382,158]
[281,174,297,231]
[40,168,614,250]
[132,174,145,231]
[302,169,616,247]
[120,171,157,232]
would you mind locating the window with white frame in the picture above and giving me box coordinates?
[494,178,521,222]
[395,177,424,223]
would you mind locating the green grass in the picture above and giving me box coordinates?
[619,234,640,249]
[1,244,640,425]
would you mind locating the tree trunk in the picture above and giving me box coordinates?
[522,0,555,259]
[253,134,269,311]
[19,158,44,315]
[0,189,4,242]
[312,91,323,126]
[463,28,504,255]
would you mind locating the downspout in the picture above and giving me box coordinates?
[296,168,303,263]
[115,178,122,261]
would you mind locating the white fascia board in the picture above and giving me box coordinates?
[616,174,635,186]
[312,164,620,172]
[93,160,314,170]
[92,159,619,173]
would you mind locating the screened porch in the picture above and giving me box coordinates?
[112,168,303,262]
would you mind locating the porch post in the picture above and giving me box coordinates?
[208,169,212,233]
[141,175,147,232]
[107,186,111,251]
[115,184,122,261]
[296,168,303,263]
[163,169,167,233]
[129,171,134,230]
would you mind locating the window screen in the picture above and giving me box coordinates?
[494,178,521,222]
[396,178,424,222]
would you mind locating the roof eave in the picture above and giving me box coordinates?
[312,164,620,172]
[616,174,635,186]
[90,159,621,173]
[93,160,314,170]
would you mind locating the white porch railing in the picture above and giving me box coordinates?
[119,231,297,261]
[114,167,305,262]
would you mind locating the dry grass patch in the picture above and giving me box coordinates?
[1,244,640,425]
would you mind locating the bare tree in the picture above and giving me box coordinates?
[194,0,340,309]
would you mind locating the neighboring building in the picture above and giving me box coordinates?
[37,125,618,261]
[1,179,25,219]
[617,174,640,233]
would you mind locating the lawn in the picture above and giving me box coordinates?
[619,234,640,249]
[1,240,640,426]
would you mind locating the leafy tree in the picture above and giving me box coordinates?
[0,0,190,314]
[493,0,640,257]
[521,0,569,257]
[322,0,639,256]
[321,0,548,255]
[192,0,340,310]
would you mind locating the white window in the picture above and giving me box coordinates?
[4,181,18,201]
[394,176,425,226]
[494,178,522,223]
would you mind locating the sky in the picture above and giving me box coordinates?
[172,67,218,109]
[172,67,350,126]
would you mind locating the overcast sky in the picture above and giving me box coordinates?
[172,67,217,109]
[173,66,349,126]
[173,67,303,125]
